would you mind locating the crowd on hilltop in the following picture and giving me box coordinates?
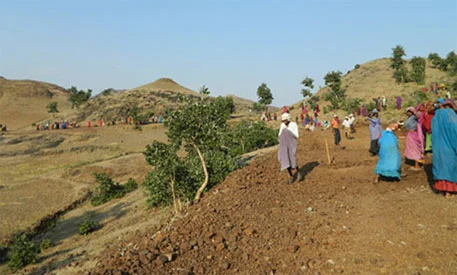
[276,90,457,199]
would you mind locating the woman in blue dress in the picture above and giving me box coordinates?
[374,124,402,183]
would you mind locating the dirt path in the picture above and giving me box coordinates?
[85,127,457,274]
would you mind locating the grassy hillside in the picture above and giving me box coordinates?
[0,77,71,130]
[290,58,457,122]
[63,78,259,123]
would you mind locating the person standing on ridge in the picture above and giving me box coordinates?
[278,113,302,183]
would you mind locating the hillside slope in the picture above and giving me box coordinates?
[83,128,457,275]
[289,58,456,122]
[0,77,71,130]
[65,78,258,122]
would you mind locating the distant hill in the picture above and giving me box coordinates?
[0,77,71,130]
[64,78,259,123]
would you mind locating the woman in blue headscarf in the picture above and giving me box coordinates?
[374,123,401,183]
[366,109,383,156]
[432,99,457,198]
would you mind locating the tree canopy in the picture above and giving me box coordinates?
[301,77,314,98]
[256,83,273,106]
[68,86,92,108]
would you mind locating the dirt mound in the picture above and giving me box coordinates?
[0,78,71,130]
[89,128,457,274]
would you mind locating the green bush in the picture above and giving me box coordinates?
[39,238,53,250]
[354,64,360,69]
[231,120,278,155]
[124,178,138,193]
[365,101,376,112]
[78,221,100,235]
[90,173,125,206]
[8,234,38,272]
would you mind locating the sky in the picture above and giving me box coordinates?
[0,0,456,106]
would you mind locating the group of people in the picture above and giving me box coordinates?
[36,120,78,130]
[373,98,457,198]
[0,123,7,132]
[277,97,457,199]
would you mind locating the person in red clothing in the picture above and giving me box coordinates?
[423,102,434,153]
[87,120,91,127]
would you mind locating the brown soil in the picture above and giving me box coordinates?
[80,126,457,274]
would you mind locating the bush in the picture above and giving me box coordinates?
[124,178,138,193]
[231,120,278,155]
[8,234,38,272]
[90,173,126,206]
[354,64,360,69]
[78,221,100,235]
[365,101,376,112]
[39,238,53,250]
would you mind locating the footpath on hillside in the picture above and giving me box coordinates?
[80,128,457,274]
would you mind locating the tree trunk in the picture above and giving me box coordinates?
[193,143,209,201]
[169,177,178,215]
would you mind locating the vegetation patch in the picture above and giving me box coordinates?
[90,173,138,206]
[78,221,101,235]
[7,234,39,272]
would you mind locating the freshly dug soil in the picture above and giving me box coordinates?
[89,128,457,274]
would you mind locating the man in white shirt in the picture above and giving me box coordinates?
[342,116,351,139]
[277,113,301,183]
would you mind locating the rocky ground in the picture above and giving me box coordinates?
[82,127,457,274]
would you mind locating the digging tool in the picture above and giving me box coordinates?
[325,139,331,164]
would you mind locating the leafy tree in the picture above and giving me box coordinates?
[301,77,314,98]
[199,85,210,96]
[215,96,236,115]
[393,66,410,83]
[410,56,426,84]
[164,96,234,201]
[428,53,442,68]
[324,71,345,110]
[446,51,457,72]
[101,88,113,96]
[143,142,182,213]
[46,101,59,113]
[231,120,278,155]
[252,102,263,112]
[257,83,273,113]
[68,86,92,108]
[8,234,38,272]
[343,98,362,113]
[391,45,406,71]
[78,221,100,235]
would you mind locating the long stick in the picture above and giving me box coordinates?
[325,139,331,164]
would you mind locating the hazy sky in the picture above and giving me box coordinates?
[1,0,456,106]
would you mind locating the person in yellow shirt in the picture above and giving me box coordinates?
[331,114,341,146]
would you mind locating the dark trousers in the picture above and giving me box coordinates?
[333,128,341,145]
[369,139,380,155]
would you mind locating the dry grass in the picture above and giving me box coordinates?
[0,78,72,130]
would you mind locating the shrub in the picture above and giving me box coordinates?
[8,234,38,272]
[231,120,278,155]
[90,173,125,206]
[366,101,376,112]
[39,238,53,250]
[78,221,100,235]
[354,64,360,69]
[124,178,138,193]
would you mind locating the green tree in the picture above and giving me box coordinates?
[391,45,406,71]
[101,88,113,96]
[446,51,457,72]
[46,101,59,113]
[164,96,234,201]
[301,77,314,98]
[199,85,210,96]
[215,96,236,115]
[68,86,92,108]
[257,83,273,113]
[324,71,345,110]
[410,56,426,84]
[428,53,442,68]
[8,234,38,272]
[143,142,181,213]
